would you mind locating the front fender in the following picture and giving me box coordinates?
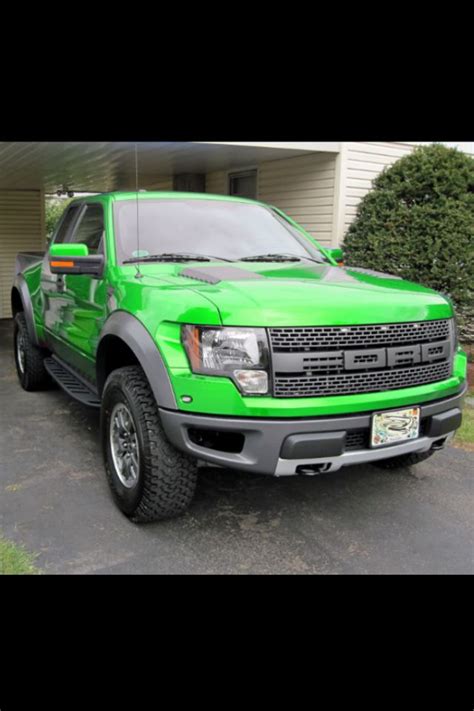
[97,311,177,410]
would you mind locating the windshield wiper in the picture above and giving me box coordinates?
[238,253,326,264]
[123,253,232,264]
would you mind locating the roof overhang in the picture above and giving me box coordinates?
[0,141,341,193]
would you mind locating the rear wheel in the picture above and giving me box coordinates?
[372,449,435,470]
[101,365,198,522]
[13,313,51,391]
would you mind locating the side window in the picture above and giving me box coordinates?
[53,204,82,244]
[70,204,105,254]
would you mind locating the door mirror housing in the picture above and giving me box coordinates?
[49,243,104,277]
[327,247,344,266]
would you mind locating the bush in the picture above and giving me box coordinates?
[45,197,71,241]
[343,144,474,342]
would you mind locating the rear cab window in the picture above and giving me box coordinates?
[69,203,105,254]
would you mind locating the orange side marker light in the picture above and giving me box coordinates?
[51,261,75,268]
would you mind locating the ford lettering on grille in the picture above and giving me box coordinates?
[269,320,453,398]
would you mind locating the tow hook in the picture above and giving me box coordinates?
[431,437,448,451]
[296,463,332,476]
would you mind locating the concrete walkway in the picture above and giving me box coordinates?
[0,319,472,574]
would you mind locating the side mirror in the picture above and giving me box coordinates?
[49,243,104,277]
[327,247,344,266]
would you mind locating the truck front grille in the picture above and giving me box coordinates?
[270,319,451,352]
[269,320,453,398]
[273,362,451,398]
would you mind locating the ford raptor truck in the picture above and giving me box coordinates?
[12,192,467,522]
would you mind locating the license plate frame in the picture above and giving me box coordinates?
[371,406,421,448]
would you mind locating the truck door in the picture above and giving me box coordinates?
[55,202,108,379]
[41,202,83,342]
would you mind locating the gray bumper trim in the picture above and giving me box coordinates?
[159,385,466,476]
[274,433,455,476]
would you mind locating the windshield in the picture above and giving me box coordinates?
[113,199,328,264]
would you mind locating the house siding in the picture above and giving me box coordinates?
[257,153,337,247]
[205,171,227,195]
[0,190,45,319]
[147,177,174,191]
[341,142,415,239]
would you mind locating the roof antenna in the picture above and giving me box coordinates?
[134,142,143,280]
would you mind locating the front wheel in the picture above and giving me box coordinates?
[101,365,198,523]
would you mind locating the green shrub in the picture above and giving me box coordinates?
[343,144,474,342]
[45,197,71,241]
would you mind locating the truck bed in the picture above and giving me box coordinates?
[15,251,45,276]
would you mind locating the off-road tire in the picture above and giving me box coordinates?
[372,449,436,470]
[13,312,51,391]
[101,365,198,522]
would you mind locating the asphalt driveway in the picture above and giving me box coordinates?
[0,318,472,574]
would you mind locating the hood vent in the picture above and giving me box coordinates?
[180,266,265,285]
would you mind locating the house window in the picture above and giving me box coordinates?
[229,170,257,200]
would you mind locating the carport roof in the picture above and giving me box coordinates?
[0,142,340,193]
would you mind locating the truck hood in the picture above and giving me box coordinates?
[141,262,452,327]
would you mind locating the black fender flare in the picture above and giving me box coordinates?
[11,276,39,346]
[97,311,177,410]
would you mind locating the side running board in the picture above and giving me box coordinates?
[44,356,101,408]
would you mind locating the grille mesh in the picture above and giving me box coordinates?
[345,430,368,451]
[273,362,451,398]
[270,320,451,352]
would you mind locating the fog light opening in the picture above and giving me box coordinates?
[188,428,245,454]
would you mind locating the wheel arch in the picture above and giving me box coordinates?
[96,311,177,410]
[11,276,39,345]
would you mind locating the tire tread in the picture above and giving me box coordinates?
[103,366,198,522]
[14,313,50,391]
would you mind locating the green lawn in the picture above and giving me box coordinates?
[454,387,474,451]
[0,536,39,575]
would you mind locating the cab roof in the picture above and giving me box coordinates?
[70,191,265,207]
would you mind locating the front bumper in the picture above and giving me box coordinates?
[159,384,466,476]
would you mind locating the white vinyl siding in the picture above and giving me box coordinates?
[205,171,227,195]
[0,190,45,318]
[147,177,173,191]
[257,153,337,246]
[341,142,415,237]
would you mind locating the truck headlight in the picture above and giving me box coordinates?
[182,325,270,395]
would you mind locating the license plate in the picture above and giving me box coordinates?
[371,407,420,448]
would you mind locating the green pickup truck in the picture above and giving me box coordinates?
[12,192,467,522]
